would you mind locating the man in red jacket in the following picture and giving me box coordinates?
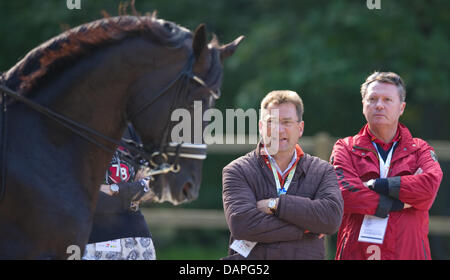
[330,72,443,260]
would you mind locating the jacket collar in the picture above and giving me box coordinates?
[365,124,401,150]
[256,141,306,178]
[352,123,419,160]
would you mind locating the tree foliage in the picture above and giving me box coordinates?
[0,0,448,139]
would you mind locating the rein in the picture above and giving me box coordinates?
[0,52,219,202]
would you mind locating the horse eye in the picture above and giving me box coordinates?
[163,22,173,32]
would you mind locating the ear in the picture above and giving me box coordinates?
[193,24,208,60]
[258,119,264,136]
[298,121,305,138]
[219,35,245,62]
[399,101,406,116]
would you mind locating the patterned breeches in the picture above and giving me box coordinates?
[82,237,156,260]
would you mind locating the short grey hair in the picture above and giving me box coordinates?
[260,90,304,121]
[361,71,406,102]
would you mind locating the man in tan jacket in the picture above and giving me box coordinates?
[222,90,343,260]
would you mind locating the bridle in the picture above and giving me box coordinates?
[125,51,221,176]
[0,51,221,202]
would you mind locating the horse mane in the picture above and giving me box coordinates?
[1,13,192,96]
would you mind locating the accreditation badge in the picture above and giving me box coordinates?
[230,239,257,258]
[358,215,389,244]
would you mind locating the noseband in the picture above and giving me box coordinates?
[0,51,219,202]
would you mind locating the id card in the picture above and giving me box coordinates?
[95,239,121,252]
[230,239,257,258]
[358,215,389,244]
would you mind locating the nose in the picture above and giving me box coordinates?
[375,99,384,110]
[275,122,287,134]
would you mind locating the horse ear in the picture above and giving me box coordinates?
[193,24,208,60]
[219,35,244,61]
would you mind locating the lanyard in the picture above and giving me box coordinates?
[358,142,398,245]
[266,155,297,196]
[270,160,296,196]
[372,142,397,178]
[263,145,298,196]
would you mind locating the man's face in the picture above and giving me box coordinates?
[259,102,304,155]
[362,81,406,129]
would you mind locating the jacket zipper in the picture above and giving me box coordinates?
[338,235,347,259]
[422,239,428,260]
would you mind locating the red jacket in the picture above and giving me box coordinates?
[330,123,443,260]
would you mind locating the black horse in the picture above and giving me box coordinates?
[0,14,242,259]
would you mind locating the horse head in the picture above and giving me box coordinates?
[127,22,243,205]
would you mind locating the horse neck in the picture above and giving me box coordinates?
[45,37,189,139]
[42,41,147,140]
[8,38,186,191]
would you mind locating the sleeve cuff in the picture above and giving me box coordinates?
[275,194,284,217]
[372,178,389,195]
[374,194,393,218]
[387,176,401,199]
[372,177,401,199]
[390,199,404,212]
[374,194,405,217]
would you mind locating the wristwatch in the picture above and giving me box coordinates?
[110,184,120,195]
[366,179,376,190]
[268,198,278,214]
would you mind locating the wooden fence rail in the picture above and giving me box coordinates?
[207,133,450,161]
[142,208,450,236]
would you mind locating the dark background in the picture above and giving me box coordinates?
[1,0,448,259]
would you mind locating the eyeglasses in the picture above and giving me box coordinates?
[265,119,300,128]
